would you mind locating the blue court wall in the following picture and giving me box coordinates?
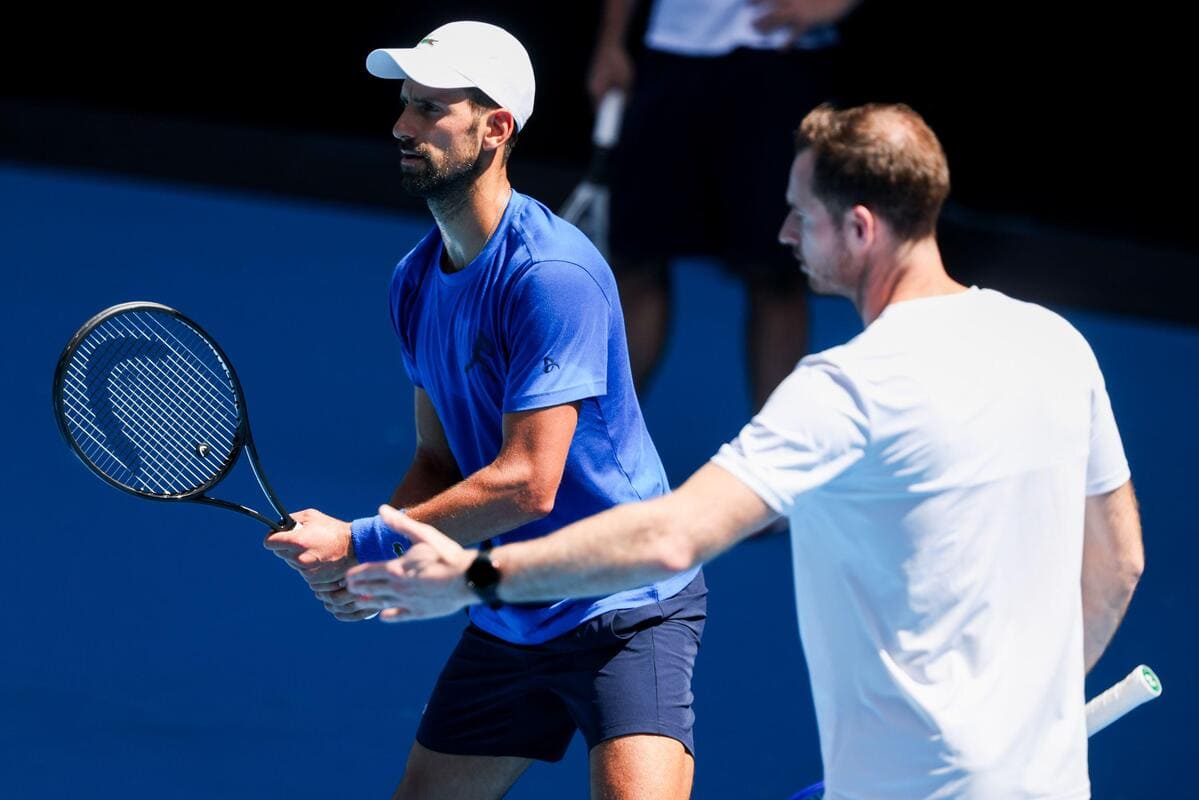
[0,163,1191,798]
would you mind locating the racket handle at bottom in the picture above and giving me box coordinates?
[789,665,1163,800]
[1085,664,1162,736]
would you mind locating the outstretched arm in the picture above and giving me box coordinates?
[346,462,778,620]
[264,390,578,619]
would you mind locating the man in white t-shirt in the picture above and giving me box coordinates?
[345,103,1145,800]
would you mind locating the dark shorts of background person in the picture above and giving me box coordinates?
[609,46,840,292]
[415,570,708,761]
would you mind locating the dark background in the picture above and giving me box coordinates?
[3,1,1188,232]
[3,1,1195,320]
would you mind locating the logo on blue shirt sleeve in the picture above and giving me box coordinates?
[542,356,560,373]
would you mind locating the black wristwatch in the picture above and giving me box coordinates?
[465,550,503,609]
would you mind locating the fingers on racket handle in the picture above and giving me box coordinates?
[593,90,626,148]
[1086,664,1162,736]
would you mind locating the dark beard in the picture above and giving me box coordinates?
[401,143,486,204]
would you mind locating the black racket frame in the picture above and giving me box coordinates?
[52,301,295,531]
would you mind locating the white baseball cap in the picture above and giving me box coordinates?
[366,21,535,131]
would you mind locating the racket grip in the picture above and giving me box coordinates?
[1085,664,1162,736]
[593,90,626,148]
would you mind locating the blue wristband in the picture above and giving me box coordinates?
[350,513,413,563]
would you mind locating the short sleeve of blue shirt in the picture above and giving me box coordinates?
[503,260,609,412]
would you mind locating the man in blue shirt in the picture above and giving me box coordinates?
[264,20,704,800]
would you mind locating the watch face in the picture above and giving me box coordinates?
[466,552,501,591]
[466,553,503,609]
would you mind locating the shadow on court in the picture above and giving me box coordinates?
[0,163,1191,798]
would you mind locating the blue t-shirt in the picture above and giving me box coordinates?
[382,191,697,644]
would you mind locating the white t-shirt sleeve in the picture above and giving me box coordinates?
[1086,364,1131,495]
[711,360,869,516]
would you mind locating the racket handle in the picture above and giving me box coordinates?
[1085,664,1162,736]
[791,665,1163,799]
[789,665,1162,799]
[593,90,626,148]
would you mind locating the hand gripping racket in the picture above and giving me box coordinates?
[53,301,295,532]
[559,89,625,258]
[787,664,1164,800]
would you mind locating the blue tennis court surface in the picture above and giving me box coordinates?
[1,163,1192,797]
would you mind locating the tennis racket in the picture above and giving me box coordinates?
[53,301,295,532]
[787,664,1164,800]
[559,89,625,258]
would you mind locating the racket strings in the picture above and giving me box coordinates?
[68,330,216,473]
[83,325,237,492]
[100,313,241,467]
[65,338,229,494]
[105,316,237,444]
[105,364,223,492]
[59,309,242,496]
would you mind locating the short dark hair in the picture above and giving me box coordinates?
[796,103,950,241]
[465,87,519,163]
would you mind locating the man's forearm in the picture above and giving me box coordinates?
[1082,550,1143,671]
[1081,481,1144,672]
[405,460,559,547]
[598,0,638,48]
[483,464,771,601]
[1082,579,1138,672]
[389,451,461,510]
[344,463,772,619]
[489,494,696,602]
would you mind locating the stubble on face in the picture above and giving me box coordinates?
[399,119,486,205]
[792,159,863,298]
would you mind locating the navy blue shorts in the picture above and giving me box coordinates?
[415,571,707,762]
[609,47,840,290]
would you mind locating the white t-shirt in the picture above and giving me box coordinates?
[713,288,1129,800]
[645,0,840,56]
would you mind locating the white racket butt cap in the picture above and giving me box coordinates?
[1085,664,1162,736]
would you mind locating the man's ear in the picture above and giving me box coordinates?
[845,205,877,252]
[482,109,516,154]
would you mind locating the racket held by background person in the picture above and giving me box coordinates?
[559,89,625,258]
